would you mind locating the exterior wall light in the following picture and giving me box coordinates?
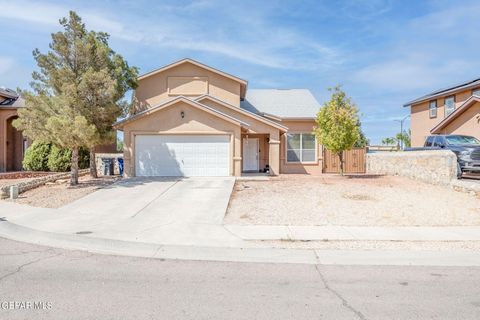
[181,111,185,118]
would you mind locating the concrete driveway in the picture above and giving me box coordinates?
[0,177,245,247]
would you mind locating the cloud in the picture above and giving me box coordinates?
[350,2,480,93]
[0,0,342,71]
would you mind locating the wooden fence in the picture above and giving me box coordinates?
[323,148,366,174]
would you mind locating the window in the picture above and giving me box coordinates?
[444,96,455,117]
[286,133,316,163]
[473,88,480,97]
[433,136,445,148]
[429,100,437,118]
[425,136,434,147]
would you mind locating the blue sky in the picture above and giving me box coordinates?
[1,0,479,144]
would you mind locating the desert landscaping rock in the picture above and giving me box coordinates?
[11,175,120,208]
[225,175,480,226]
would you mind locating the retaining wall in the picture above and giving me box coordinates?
[366,150,458,185]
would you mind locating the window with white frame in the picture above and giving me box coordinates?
[444,96,455,117]
[286,133,316,163]
[473,88,480,97]
[429,100,437,118]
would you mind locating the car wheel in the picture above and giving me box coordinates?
[456,162,462,179]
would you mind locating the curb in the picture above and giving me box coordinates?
[2,220,480,266]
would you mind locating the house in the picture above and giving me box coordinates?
[0,88,27,172]
[114,58,323,177]
[405,78,480,147]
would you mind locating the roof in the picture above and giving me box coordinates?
[194,94,289,132]
[0,88,24,108]
[431,95,480,134]
[137,58,248,99]
[240,89,320,119]
[404,78,480,107]
[113,96,249,129]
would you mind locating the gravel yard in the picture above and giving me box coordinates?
[9,175,120,208]
[225,175,480,226]
[259,240,480,251]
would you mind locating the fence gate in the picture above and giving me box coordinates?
[323,148,366,174]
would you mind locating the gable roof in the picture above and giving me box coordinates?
[137,58,248,98]
[240,89,320,119]
[195,94,289,132]
[0,88,24,108]
[113,96,249,129]
[431,95,480,134]
[404,78,480,107]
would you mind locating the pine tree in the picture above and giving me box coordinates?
[14,11,137,184]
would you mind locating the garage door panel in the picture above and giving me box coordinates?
[135,135,230,177]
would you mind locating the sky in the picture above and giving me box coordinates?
[1,0,479,144]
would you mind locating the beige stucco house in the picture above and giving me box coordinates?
[0,88,26,172]
[114,58,322,177]
[405,78,480,147]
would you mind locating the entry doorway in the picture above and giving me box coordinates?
[242,138,259,172]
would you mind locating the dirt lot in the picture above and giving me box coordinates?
[12,175,120,208]
[225,175,480,226]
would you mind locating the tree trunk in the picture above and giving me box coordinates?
[89,149,97,178]
[338,151,344,176]
[71,146,79,186]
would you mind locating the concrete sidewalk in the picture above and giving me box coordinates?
[2,219,480,266]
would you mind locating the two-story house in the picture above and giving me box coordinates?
[405,78,480,147]
[114,58,323,177]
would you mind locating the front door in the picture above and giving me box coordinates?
[242,138,259,172]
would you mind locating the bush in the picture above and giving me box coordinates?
[47,146,90,172]
[22,142,51,171]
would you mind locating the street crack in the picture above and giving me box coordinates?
[0,253,61,283]
[315,265,367,320]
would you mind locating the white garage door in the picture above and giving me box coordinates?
[135,135,230,177]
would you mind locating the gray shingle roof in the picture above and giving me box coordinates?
[403,78,480,107]
[0,87,23,108]
[241,89,320,118]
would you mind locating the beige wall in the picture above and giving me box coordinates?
[279,120,323,175]
[441,102,480,139]
[134,62,242,111]
[410,86,480,147]
[122,101,242,177]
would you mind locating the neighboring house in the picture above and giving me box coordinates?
[405,78,480,147]
[114,58,322,177]
[0,88,27,172]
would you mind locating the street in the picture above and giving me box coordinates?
[0,238,479,319]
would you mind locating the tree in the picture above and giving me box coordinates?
[354,121,369,147]
[14,11,137,184]
[314,86,361,175]
[381,137,397,146]
[78,26,138,177]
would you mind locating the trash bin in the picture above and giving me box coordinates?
[101,158,114,176]
[117,158,124,176]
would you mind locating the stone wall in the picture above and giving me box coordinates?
[0,169,89,199]
[95,153,123,176]
[366,150,458,185]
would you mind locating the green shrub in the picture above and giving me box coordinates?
[47,146,90,172]
[22,142,51,171]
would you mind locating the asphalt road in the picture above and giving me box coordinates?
[1,238,480,320]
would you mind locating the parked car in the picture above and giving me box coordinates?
[405,134,480,178]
